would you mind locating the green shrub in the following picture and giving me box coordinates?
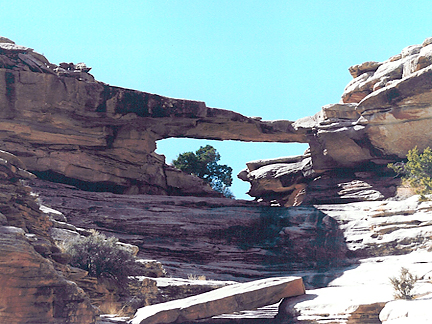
[389,267,418,300]
[65,230,136,285]
[388,146,432,199]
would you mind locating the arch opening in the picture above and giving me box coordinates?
[156,138,309,200]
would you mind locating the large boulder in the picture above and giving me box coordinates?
[130,277,305,324]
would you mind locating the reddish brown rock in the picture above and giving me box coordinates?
[3,36,432,205]
[0,226,95,324]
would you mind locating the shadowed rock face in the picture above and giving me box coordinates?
[30,179,348,282]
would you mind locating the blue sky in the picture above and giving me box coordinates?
[2,1,432,198]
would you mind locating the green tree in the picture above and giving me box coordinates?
[173,145,234,198]
[388,146,432,199]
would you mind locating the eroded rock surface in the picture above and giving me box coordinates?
[32,178,432,323]
[380,294,432,323]
[3,37,432,204]
[277,196,432,323]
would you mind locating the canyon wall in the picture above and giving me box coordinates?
[30,179,347,282]
[2,36,432,322]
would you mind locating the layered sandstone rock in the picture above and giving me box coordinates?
[0,226,95,324]
[30,179,348,281]
[3,36,432,203]
[239,153,400,206]
[0,151,96,324]
[32,178,432,323]
[276,196,432,323]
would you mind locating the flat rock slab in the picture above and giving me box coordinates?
[130,276,304,324]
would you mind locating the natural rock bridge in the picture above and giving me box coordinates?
[3,36,432,204]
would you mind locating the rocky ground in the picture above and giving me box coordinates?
[30,178,432,323]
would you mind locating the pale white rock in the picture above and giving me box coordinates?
[342,59,407,103]
[0,43,31,52]
[277,196,432,323]
[348,61,382,78]
[282,250,432,323]
[401,44,422,58]
[380,294,432,324]
[402,53,420,78]
[422,37,432,47]
[246,154,309,172]
[320,103,360,120]
[415,43,432,71]
[316,196,432,255]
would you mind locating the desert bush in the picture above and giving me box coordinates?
[64,230,136,285]
[388,146,432,199]
[389,267,418,300]
[187,274,207,281]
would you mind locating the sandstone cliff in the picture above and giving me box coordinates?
[3,36,432,323]
[30,179,347,282]
[31,175,432,323]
